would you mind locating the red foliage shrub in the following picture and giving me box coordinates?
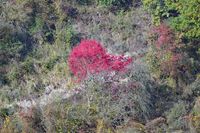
[153,24,173,49]
[152,24,182,57]
[150,24,189,83]
[68,40,132,80]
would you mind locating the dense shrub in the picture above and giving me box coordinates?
[191,97,200,132]
[0,71,152,132]
[0,0,76,102]
[44,71,152,131]
[76,0,92,5]
[96,0,113,6]
[1,0,199,132]
[183,77,200,99]
[146,24,192,89]
[166,101,189,131]
[68,40,132,81]
[81,74,151,123]
[165,0,200,38]
[143,0,200,38]
[142,0,168,25]
[96,0,141,10]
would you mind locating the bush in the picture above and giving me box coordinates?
[191,97,200,132]
[96,0,140,10]
[33,70,152,132]
[183,78,200,99]
[76,0,92,5]
[146,24,192,90]
[166,101,189,131]
[96,0,114,6]
[165,0,200,39]
[68,40,132,81]
[142,0,168,25]
[143,0,200,38]
[82,70,152,123]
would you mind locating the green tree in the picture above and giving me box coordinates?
[143,0,200,38]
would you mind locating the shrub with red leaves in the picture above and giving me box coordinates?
[151,24,183,60]
[153,24,173,49]
[68,40,132,80]
[148,24,194,88]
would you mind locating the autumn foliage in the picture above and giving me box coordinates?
[153,24,173,49]
[68,40,132,80]
[153,24,182,63]
[148,24,190,88]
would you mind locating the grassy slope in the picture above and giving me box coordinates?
[0,1,200,133]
